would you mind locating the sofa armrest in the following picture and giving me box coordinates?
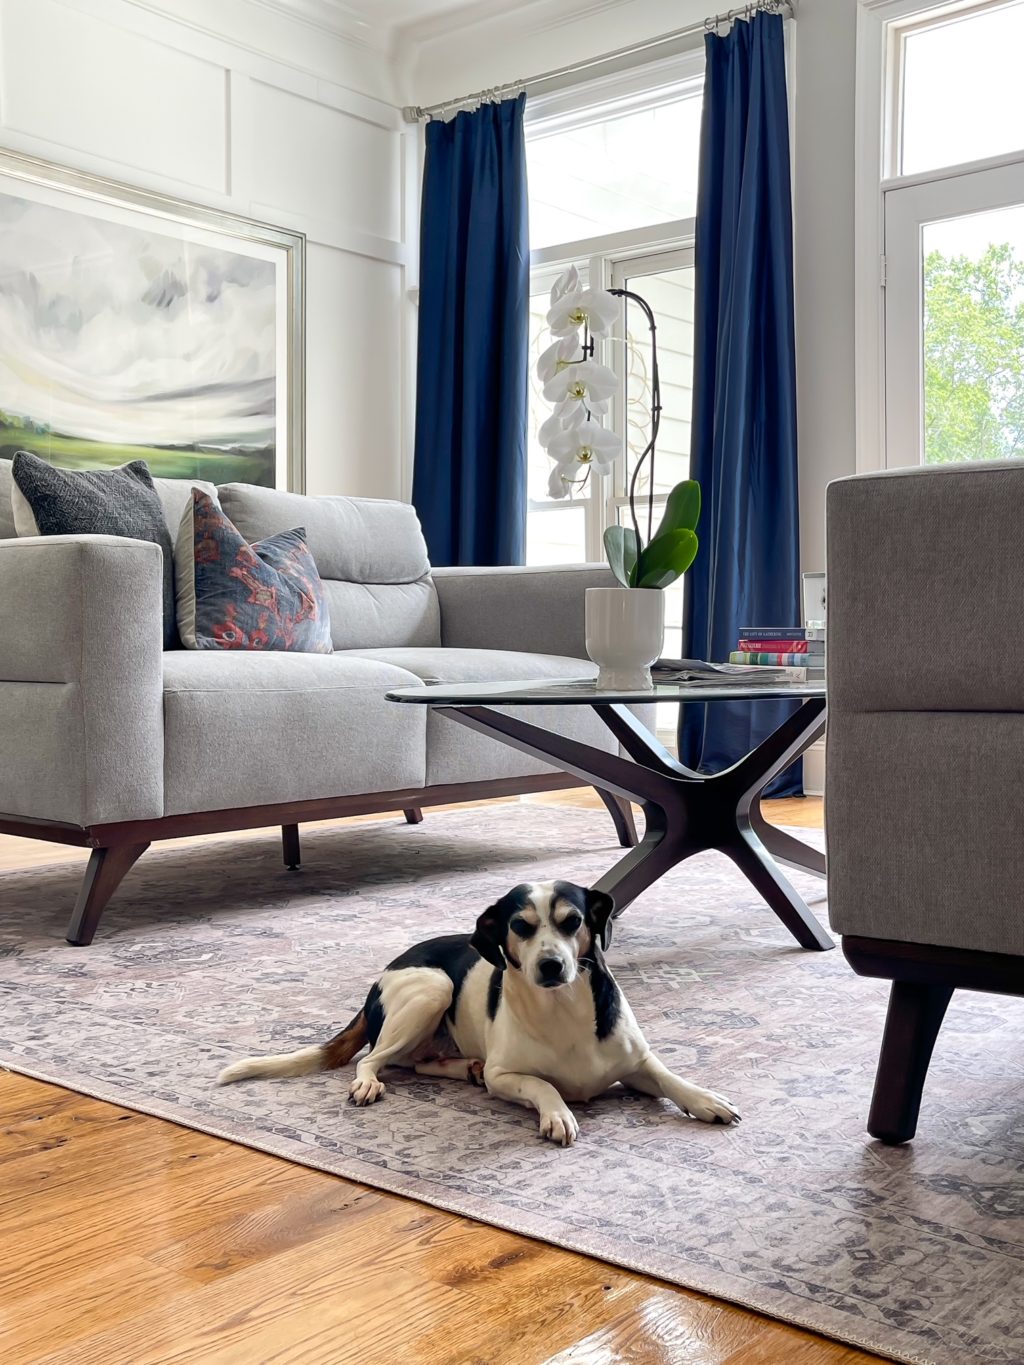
[0,535,165,826]
[431,563,614,658]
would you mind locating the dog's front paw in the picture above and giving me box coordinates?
[681,1087,740,1125]
[539,1107,579,1147]
[349,1076,386,1106]
[468,1059,486,1088]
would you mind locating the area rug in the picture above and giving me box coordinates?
[1,806,1022,1365]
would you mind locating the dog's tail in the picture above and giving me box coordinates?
[216,1008,369,1085]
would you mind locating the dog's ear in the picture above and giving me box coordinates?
[585,888,616,950]
[470,904,507,970]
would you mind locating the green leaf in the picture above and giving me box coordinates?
[603,524,640,588]
[652,480,701,542]
[634,528,698,590]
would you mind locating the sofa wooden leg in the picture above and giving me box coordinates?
[282,824,301,869]
[66,842,150,946]
[403,807,424,825]
[868,980,954,1144]
[595,789,638,848]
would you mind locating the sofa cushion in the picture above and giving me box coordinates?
[0,458,14,539]
[152,475,217,538]
[217,484,440,651]
[175,489,332,653]
[340,647,614,787]
[161,651,426,815]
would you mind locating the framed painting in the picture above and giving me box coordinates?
[0,148,304,491]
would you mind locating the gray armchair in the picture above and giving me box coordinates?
[826,461,1024,1143]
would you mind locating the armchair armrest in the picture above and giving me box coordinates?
[0,535,165,826]
[431,563,614,658]
[827,461,1024,715]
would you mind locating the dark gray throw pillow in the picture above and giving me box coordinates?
[12,451,176,648]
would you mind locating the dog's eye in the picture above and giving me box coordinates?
[510,917,536,938]
[558,912,582,934]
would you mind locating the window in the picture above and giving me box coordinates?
[528,94,702,250]
[524,61,703,663]
[899,4,1024,175]
[877,1,1024,466]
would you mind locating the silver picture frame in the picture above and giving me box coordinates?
[0,146,306,492]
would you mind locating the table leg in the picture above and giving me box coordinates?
[594,789,638,848]
[435,700,831,950]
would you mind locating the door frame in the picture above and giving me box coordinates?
[853,0,1024,473]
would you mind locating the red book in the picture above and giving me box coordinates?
[737,638,809,653]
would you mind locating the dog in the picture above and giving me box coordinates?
[217,880,740,1146]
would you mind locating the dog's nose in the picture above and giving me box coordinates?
[538,957,565,985]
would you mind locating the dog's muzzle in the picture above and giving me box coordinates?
[537,957,566,987]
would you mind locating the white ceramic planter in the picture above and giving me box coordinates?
[585,586,665,690]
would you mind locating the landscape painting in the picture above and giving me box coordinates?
[0,154,304,489]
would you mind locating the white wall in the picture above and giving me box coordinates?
[398,0,861,574]
[792,0,858,576]
[0,0,415,499]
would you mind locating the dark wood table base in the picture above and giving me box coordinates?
[437,696,831,952]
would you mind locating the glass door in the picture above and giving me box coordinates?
[884,161,1024,465]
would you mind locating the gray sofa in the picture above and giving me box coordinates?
[0,461,630,944]
[827,460,1024,1143]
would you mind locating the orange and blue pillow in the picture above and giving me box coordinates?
[175,488,332,653]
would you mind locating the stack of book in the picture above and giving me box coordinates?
[728,626,825,681]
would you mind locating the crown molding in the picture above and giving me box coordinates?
[121,0,386,52]
[399,0,633,46]
[240,0,384,49]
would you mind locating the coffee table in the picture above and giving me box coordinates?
[387,677,831,951]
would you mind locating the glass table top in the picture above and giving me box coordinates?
[386,677,826,706]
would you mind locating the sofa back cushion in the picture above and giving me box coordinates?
[0,459,14,539]
[153,475,218,538]
[217,483,440,650]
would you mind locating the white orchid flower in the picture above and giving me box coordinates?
[547,463,573,499]
[547,287,620,340]
[538,405,568,448]
[536,335,579,385]
[548,422,620,473]
[542,359,618,420]
[549,265,580,306]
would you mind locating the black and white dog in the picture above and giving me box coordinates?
[218,881,740,1145]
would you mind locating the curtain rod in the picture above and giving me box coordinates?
[401,0,794,123]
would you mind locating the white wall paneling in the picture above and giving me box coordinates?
[0,0,411,497]
[0,0,228,192]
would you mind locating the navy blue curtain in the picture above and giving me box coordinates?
[412,95,529,566]
[680,11,802,796]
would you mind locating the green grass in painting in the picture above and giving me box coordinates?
[0,428,274,487]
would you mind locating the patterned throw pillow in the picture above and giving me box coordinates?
[175,488,332,653]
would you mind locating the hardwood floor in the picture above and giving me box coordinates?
[0,792,877,1365]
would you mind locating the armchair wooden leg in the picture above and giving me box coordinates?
[868,980,954,1144]
[403,807,424,825]
[66,842,150,946]
[282,824,301,870]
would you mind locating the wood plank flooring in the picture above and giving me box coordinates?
[0,792,881,1365]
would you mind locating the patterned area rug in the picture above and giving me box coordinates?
[1,805,1022,1365]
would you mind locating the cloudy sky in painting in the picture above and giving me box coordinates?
[0,191,277,448]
